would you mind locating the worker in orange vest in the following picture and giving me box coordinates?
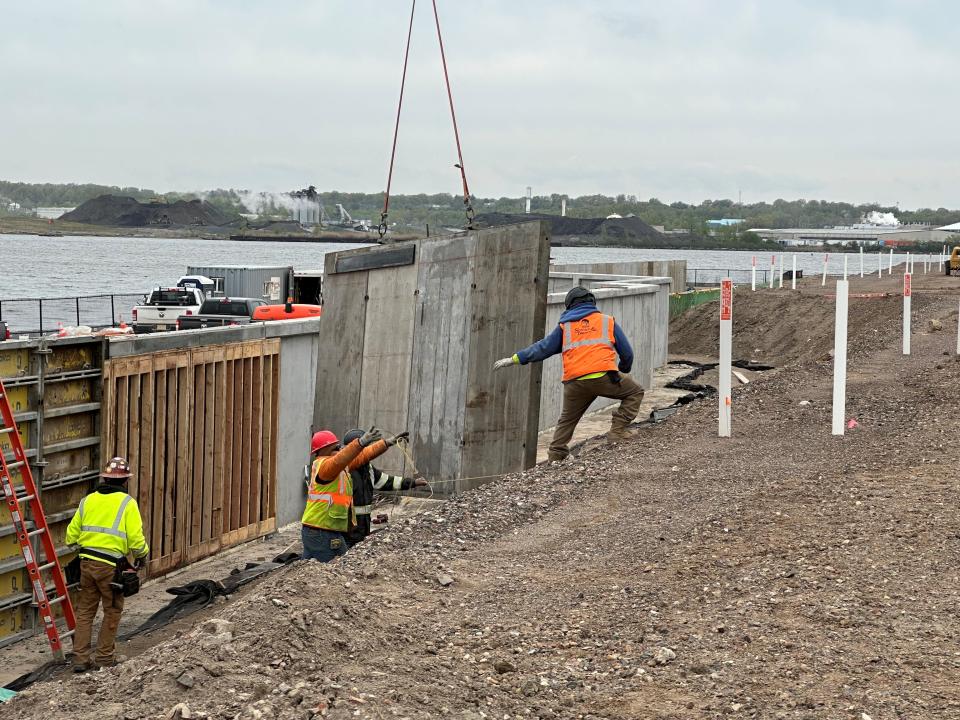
[302,426,407,561]
[494,286,644,462]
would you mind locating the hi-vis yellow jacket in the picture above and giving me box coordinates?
[65,487,149,566]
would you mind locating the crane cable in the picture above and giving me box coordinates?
[378,0,475,240]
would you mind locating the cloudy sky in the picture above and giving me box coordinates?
[1,1,956,207]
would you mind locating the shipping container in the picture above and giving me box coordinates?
[186,266,294,302]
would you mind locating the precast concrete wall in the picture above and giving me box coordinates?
[552,260,687,292]
[537,276,670,432]
[314,222,550,492]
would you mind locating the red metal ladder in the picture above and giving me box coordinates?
[0,378,75,660]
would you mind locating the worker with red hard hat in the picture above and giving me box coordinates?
[302,426,406,561]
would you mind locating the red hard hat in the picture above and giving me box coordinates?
[102,456,132,479]
[311,430,339,454]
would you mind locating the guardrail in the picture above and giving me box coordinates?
[0,293,144,335]
[687,268,772,287]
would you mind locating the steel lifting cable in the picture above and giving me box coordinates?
[379,0,475,240]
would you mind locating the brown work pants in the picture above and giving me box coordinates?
[72,559,124,665]
[548,373,645,462]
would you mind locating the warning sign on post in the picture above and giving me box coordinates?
[904,273,912,297]
[720,279,733,321]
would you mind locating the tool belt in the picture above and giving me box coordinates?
[110,557,141,598]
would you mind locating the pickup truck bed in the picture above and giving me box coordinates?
[177,297,266,330]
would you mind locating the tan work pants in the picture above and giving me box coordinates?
[548,373,644,462]
[72,559,124,665]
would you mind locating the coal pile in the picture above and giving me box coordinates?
[475,211,667,246]
[61,195,237,227]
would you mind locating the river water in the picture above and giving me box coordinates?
[2,233,929,331]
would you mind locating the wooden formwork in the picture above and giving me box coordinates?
[102,339,280,577]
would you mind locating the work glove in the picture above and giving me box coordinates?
[385,431,410,448]
[413,477,429,488]
[358,426,383,448]
[493,356,516,371]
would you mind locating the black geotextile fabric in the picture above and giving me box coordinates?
[119,551,301,640]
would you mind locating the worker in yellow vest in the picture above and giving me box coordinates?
[65,456,149,673]
[494,286,644,462]
[302,426,384,561]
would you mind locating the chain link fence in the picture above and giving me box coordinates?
[0,294,145,336]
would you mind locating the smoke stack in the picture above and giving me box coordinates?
[525,186,532,214]
[561,197,567,217]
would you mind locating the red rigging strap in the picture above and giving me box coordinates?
[379,0,475,240]
[431,0,475,229]
[380,0,417,240]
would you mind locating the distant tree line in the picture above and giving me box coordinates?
[2,181,959,234]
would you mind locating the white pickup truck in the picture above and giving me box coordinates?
[132,286,205,333]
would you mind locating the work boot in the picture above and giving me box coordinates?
[73,661,93,674]
[606,428,638,444]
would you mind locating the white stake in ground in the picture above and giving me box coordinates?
[719,279,733,438]
[905,252,911,275]
[878,251,882,277]
[860,246,864,278]
[778,254,784,289]
[791,255,797,290]
[889,247,894,273]
[769,254,776,288]
[822,253,828,286]
[751,256,756,291]
[903,273,912,355]
[956,299,960,356]
[843,254,848,281]
[832,280,849,436]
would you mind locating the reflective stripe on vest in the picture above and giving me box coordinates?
[302,457,354,532]
[354,504,373,515]
[78,495,132,539]
[560,313,619,382]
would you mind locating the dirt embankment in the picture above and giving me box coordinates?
[6,273,960,719]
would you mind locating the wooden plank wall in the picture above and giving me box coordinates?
[102,339,280,576]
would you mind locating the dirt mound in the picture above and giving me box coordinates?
[475,212,666,246]
[669,276,922,367]
[61,195,237,227]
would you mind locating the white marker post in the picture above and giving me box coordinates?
[903,273,912,355]
[769,254,776,288]
[889,247,894,273]
[719,279,733,438]
[778,254,784,289]
[860,246,864,278]
[791,255,797,290]
[751,256,756,291]
[832,280,849,436]
[924,254,928,274]
[905,252,911,275]
[878,251,882,277]
[956,299,960,356]
[822,253,828,286]
[843,254,848,281]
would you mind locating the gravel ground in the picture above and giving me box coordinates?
[6,273,960,720]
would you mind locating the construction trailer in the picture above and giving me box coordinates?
[185,265,324,305]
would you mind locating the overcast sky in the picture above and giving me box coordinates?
[1,1,956,208]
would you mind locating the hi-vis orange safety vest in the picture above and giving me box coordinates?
[301,457,354,532]
[560,312,619,382]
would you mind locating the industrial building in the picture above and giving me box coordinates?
[751,223,953,247]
